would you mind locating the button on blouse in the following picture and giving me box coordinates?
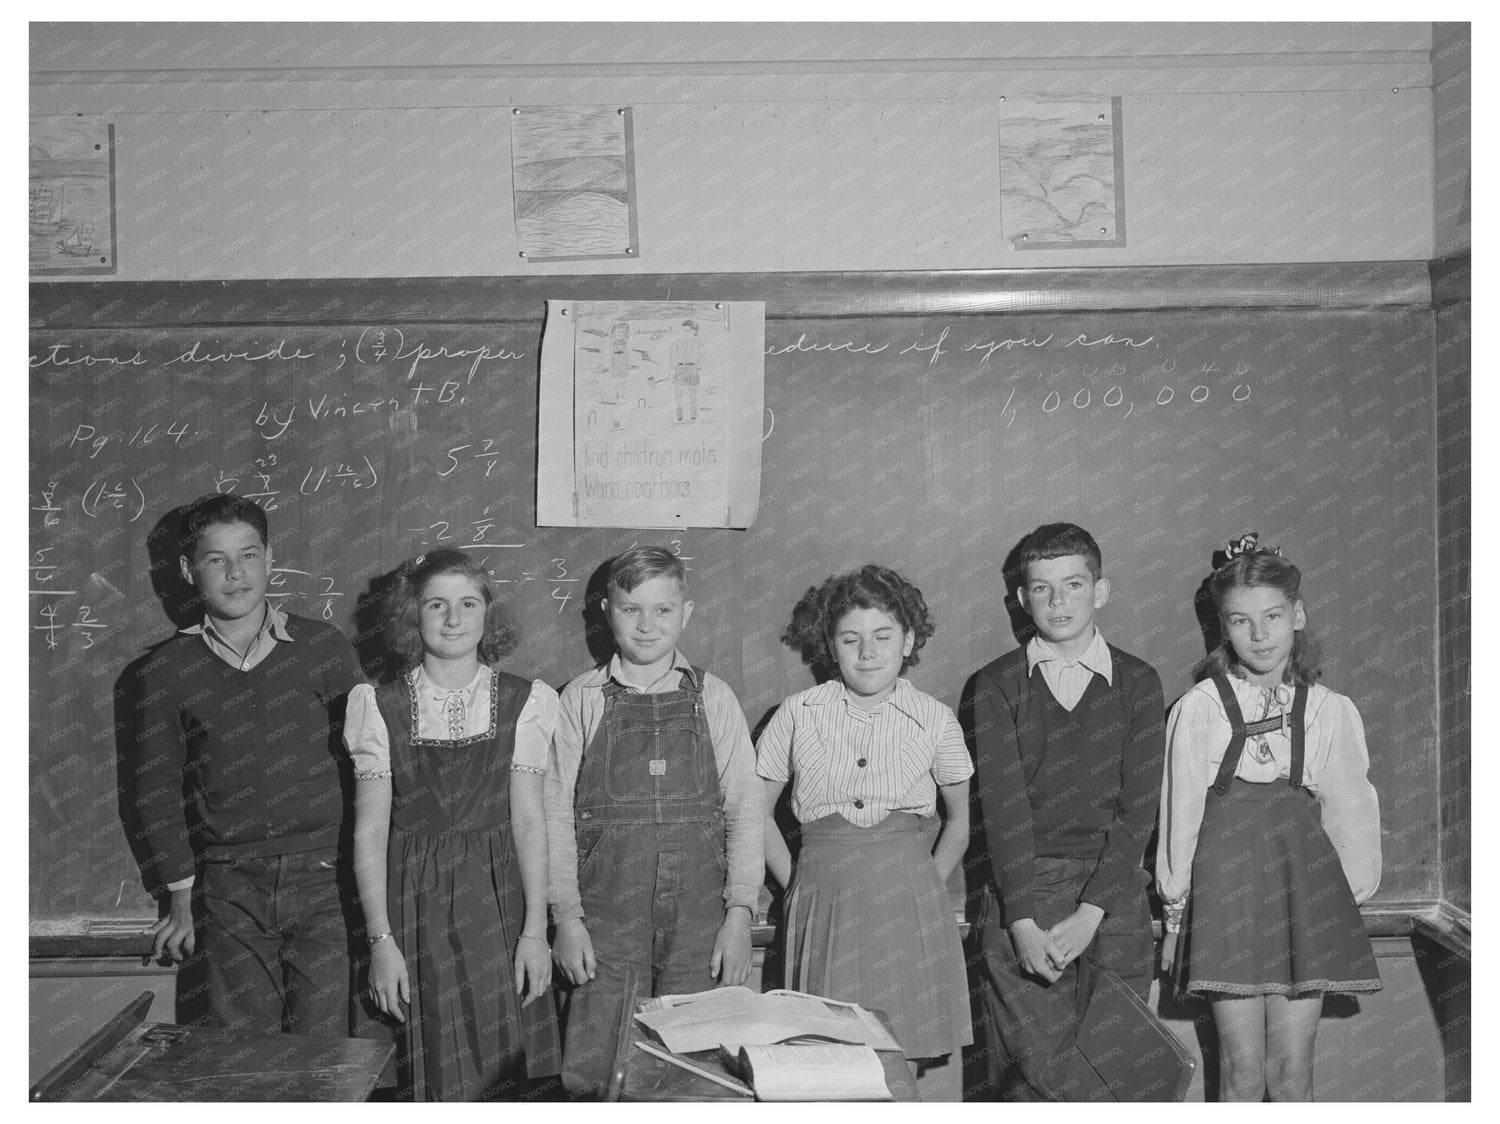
[756,678,973,827]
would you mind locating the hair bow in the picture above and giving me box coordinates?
[1223,532,1282,561]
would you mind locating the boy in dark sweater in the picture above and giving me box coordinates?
[971,523,1164,1100]
[132,494,364,1036]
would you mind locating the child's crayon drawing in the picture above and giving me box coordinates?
[570,300,730,526]
[511,105,639,262]
[31,118,116,275]
[999,96,1125,250]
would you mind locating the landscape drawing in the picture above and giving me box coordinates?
[999,96,1125,250]
[511,105,638,261]
[31,117,116,275]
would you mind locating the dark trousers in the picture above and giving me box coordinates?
[978,857,1153,1101]
[200,846,356,1037]
[559,822,724,1098]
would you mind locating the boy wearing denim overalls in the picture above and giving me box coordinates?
[545,546,765,1097]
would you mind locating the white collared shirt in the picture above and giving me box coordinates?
[756,678,972,828]
[1026,627,1114,711]
[181,603,291,672]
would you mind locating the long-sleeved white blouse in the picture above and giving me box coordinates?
[1156,676,1381,909]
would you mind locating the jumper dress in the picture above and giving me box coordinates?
[784,811,973,1060]
[375,668,562,1100]
[1174,675,1381,999]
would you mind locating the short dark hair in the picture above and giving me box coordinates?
[180,494,269,558]
[782,563,936,676]
[1014,522,1103,585]
[607,546,688,597]
[381,548,518,668]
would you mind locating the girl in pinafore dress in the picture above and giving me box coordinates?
[1156,535,1381,1101]
[345,549,560,1100]
[758,564,974,1102]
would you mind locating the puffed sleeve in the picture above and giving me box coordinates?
[342,683,391,780]
[1306,692,1382,904]
[1155,686,1223,909]
[511,679,559,775]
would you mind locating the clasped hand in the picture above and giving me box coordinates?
[1010,904,1105,983]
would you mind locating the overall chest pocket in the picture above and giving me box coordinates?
[602,712,708,802]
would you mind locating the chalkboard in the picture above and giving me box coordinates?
[29,266,1442,932]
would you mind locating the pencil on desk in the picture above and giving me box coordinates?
[633,1039,753,1096]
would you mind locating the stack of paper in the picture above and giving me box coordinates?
[634,987,901,1054]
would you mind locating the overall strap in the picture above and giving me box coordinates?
[1288,684,1308,789]
[1209,675,1248,796]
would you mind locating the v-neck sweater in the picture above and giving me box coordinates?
[131,612,363,884]
[971,643,1164,924]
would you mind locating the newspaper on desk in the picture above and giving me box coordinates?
[634,987,901,1054]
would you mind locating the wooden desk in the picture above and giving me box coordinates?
[31,992,393,1102]
[619,1009,918,1102]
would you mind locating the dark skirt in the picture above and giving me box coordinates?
[1176,779,1381,999]
[389,824,562,1100]
[783,812,973,1059]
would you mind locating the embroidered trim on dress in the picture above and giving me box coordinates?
[510,763,546,775]
[405,666,498,747]
[1182,976,1382,998]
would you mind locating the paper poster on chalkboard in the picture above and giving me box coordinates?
[537,299,764,528]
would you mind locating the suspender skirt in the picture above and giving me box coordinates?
[1174,677,1380,998]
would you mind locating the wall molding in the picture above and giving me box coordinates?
[32,262,1433,329]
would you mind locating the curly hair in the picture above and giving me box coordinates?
[380,548,518,668]
[1197,546,1321,686]
[782,564,936,676]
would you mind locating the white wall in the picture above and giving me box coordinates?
[30,22,1436,280]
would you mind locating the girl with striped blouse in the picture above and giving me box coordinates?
[757,564,974,1102]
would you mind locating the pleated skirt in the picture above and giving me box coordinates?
[389,825,562,1101]
[784,812,973,1059]
[1175,779,1381,999]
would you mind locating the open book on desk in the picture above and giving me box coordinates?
[730,1043,892,1102]
[635,987,902,1054]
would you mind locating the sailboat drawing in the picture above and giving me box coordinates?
[30,184,64,234]
[56,221,94,256]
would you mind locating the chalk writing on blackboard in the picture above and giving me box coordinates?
[81,478,146,521]
[70,422,192,458]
